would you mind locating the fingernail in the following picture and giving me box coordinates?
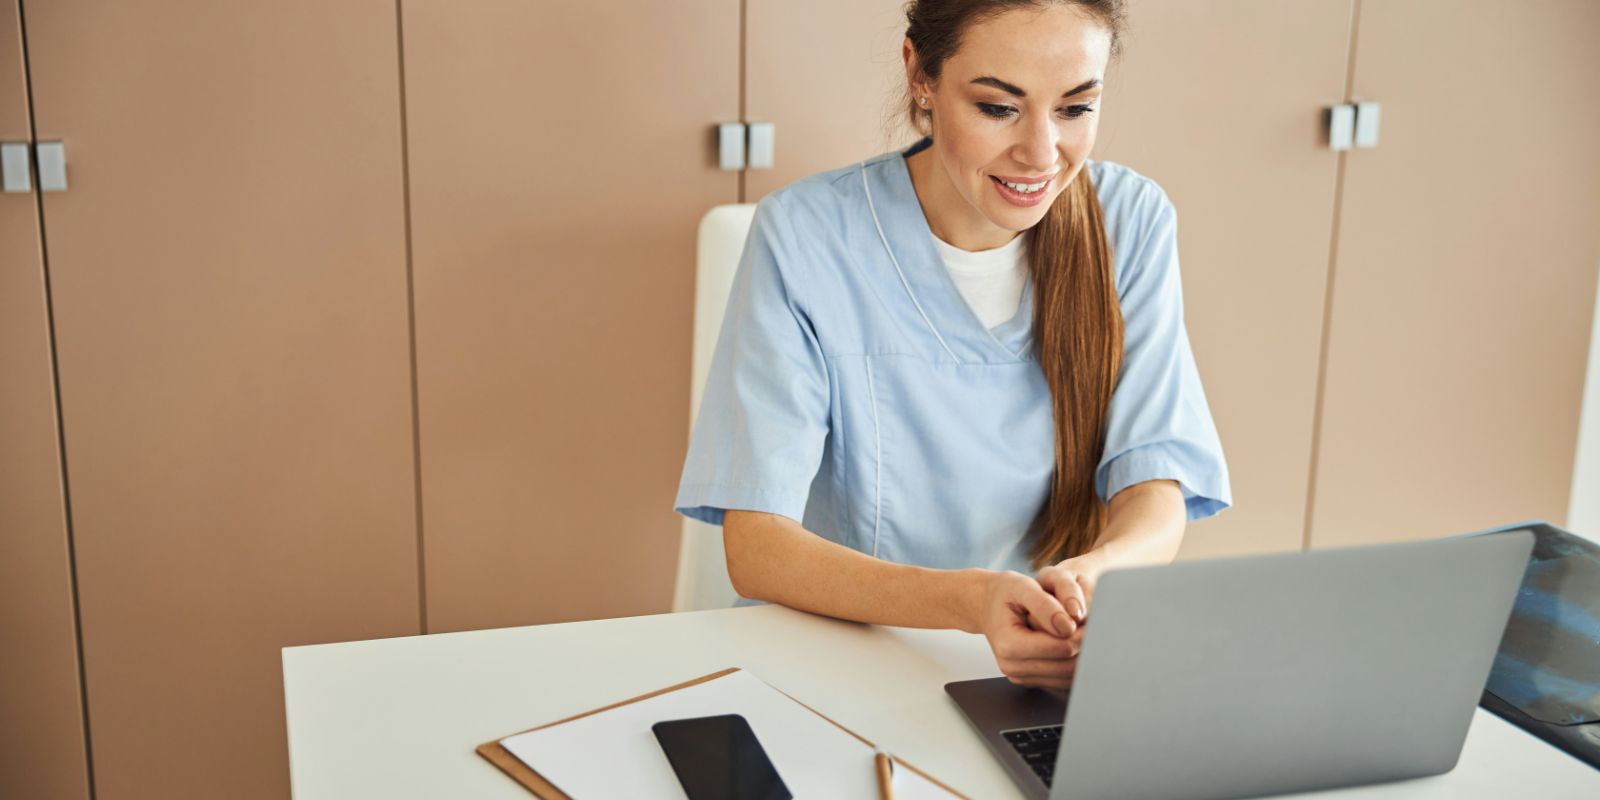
[1052,612,1072,637]
[1068,599,1083,621]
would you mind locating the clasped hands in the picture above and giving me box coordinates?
[977,553,1103,691]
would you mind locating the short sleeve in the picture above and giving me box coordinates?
[1095,183,1233,519]
[674,194,831,526]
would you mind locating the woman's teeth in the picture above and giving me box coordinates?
[996,177,1047,193]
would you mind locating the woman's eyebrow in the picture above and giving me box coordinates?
[970,75,1102,98]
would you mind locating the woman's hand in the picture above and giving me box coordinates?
[977,570,1082,690]
[999,556,1103,690]
[1030,554,1104,632]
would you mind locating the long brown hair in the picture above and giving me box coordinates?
[902,0,1127,569]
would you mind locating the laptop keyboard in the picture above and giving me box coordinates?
[1002,725,1062,786]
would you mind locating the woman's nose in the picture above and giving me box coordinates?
[1013,113,1061,172]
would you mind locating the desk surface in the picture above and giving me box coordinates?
[283,604,1598,799]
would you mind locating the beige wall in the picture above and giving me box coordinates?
[1305,0,1600,549]
[399,0,738,634]
[0,0,91,797]
[1570,258,1600,541]
[21,2,422,797]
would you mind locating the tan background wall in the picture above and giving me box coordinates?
[1093,0,1356,560]
[744,0,915,198]
[0,0,91,796]
[20,1,422,796]
[399,0,740,634]
[1571,265,1600,541]
[1306,0,1600,548]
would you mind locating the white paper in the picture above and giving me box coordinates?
[499,670,957,799]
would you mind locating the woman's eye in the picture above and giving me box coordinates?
[975,103,1096,120]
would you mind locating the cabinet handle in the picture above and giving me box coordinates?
[1353,101,1381,149]
[747,122,774,170]
[36,141,67,192]
[1,142,29,193]
[718,122,746,170]
[1326,104,1355,151]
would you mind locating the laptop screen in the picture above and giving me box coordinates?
[1482,523,1600,726]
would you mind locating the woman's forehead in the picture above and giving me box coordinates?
[945,5,1112,92]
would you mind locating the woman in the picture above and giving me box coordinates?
[675,0,1230,690]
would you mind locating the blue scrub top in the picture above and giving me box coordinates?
[675,136,1231,578]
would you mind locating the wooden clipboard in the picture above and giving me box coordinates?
[476,666,968,798]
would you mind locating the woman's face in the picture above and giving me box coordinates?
[906,5,1112,247]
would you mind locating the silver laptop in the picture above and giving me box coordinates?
[946,531,1533,800]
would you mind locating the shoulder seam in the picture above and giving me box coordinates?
[756,191,818,315]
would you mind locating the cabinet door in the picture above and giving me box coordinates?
[22,2,421,797]
[0,1,90,797]
[744,0,913,200]
[1093,0,1356,558]
[402,0,740,632]
[1308,0,1600,548]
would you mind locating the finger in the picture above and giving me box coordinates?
[1033,566,1084,619]
[1015,587,1075,638]
[1022,609,1055,634]
[1007,619,1088,660]
[995,627,1080,661]
[1037,568,1088,623]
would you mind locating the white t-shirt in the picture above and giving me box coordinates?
[929,231,1029,330]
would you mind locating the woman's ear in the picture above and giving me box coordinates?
[902,38,928,100]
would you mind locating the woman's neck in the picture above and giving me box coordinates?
[905,146,1021,252]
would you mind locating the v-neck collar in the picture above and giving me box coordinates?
[863,136,1036,364]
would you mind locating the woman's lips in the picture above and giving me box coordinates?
[990,174,1054,207]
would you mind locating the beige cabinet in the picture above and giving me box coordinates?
[400,0,740,632]
[0,1,90,797]
[21,1,422,797]
[1092,0,1357,559]
[1308,0,1600,548]
[744,0,914,199]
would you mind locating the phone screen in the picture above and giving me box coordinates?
[651,714,793,800]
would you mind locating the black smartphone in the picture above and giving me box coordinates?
[651,714,793,800]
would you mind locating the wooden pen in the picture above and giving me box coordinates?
[874,747,895,799]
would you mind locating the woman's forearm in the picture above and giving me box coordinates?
[722,510,991,633]
[1075,479,1188,580]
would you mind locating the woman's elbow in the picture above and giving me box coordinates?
[722,510,764,599]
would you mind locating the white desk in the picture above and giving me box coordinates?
[283,604,1598,798]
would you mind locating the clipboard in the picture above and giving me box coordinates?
[476,666,968,798]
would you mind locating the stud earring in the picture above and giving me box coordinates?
[918,96,928,107]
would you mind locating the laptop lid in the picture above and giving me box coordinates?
[1050,530,1532,800]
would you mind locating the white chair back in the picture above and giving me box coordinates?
[673,204,757,611]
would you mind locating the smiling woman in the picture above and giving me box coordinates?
[674,0,1231,692]
[902,2,1124,573]
[901,9,1109,249]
